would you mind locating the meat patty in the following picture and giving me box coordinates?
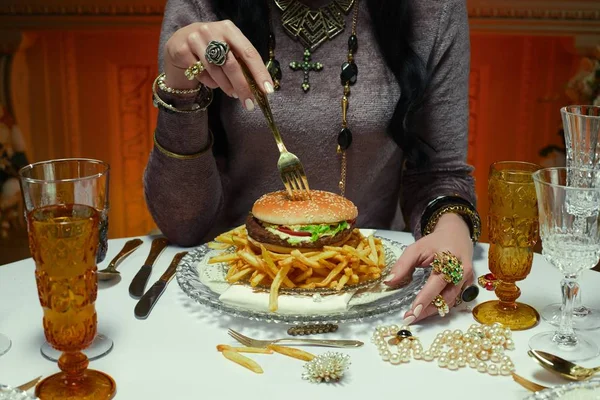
[245,214,354,249]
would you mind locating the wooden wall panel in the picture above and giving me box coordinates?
[469,34,580,240]
[467,65,491,240]
[10,29,160,239]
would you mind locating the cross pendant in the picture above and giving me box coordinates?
[289,48,323,93]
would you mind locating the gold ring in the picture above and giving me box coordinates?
[185,61,205,80]
[455,294,463,306]
[432,295,449,317]
[478,273,498,291]
[431,251,464,286]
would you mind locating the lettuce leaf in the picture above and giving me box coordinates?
[299,221,350,242]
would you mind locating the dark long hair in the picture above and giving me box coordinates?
[210,0,430,166]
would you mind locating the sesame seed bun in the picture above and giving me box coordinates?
[251,190,358,226]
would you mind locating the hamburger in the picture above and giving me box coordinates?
[246,190,358,254]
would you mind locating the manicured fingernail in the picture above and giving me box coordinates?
[413,304,423,318]
[384,273,395,284]
[402,315,416,326]
[232,92,238,99]
[264,82,274,94]
[244,99,255,111]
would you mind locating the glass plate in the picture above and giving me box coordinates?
[0,385,39,400]
[523,379,600,400]
[176,237,430,324]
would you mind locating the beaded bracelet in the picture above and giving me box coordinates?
[152,74,213,114]
[157,72,202,95]
[420,195,482,243]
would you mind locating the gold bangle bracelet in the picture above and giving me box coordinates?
[153,130,214,160]
[152,74,213,113]
[422,204,482,243]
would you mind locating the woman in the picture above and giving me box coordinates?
[144,0,479,324]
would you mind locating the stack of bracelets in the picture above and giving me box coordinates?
[151,73,214,160]
[420,195,481,243]
[152,73,213,114]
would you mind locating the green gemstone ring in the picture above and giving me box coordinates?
[431,251,464,286]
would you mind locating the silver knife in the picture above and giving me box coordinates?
[128,237,170,298]
[134,251,187,319]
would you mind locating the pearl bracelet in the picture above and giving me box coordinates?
[157,72,202,95]
[372,322,516,377]
[152,74,213,114]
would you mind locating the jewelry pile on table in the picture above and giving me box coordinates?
[372,322,516,376]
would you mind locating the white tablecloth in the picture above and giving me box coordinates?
[1,230,600,399]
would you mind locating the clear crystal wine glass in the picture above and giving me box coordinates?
[529,167,600,362]
[0,333,10,357]
[542,105,600,331]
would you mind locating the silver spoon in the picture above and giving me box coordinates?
[98,239,143,281]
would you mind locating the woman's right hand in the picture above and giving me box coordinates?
[163,20,274,111]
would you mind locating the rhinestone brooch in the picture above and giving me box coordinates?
[302,352,351,383]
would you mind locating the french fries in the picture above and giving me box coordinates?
[269,265,290,312]
[216,344,273,354]
[208,227,386,311]
[221,350,264,374]
[267,344,315,361]
[208,241,230,250]
[216,343,315,374]
[208,253,239,264]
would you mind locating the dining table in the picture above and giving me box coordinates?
[1,230,600,400]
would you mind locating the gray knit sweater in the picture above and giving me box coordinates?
[144,0,475,246]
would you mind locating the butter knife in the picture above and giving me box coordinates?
[128,237,169,298]
[134,251,187,319]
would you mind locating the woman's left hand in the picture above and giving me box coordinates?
[385,213,475,325]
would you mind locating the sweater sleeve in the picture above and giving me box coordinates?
[143,0,223,246]
[400,0,476,238]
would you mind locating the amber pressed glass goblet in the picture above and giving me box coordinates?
[473,161,541,330]
[19,159,114,362]
[19,163,116,399]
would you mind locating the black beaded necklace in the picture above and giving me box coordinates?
[267,0,360,196]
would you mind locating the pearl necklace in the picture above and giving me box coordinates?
[371,322,516,376]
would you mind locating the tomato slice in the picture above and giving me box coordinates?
[277,227,311,237]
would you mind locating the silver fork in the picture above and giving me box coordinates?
[228,328,363,348]
[238,59,311,200]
